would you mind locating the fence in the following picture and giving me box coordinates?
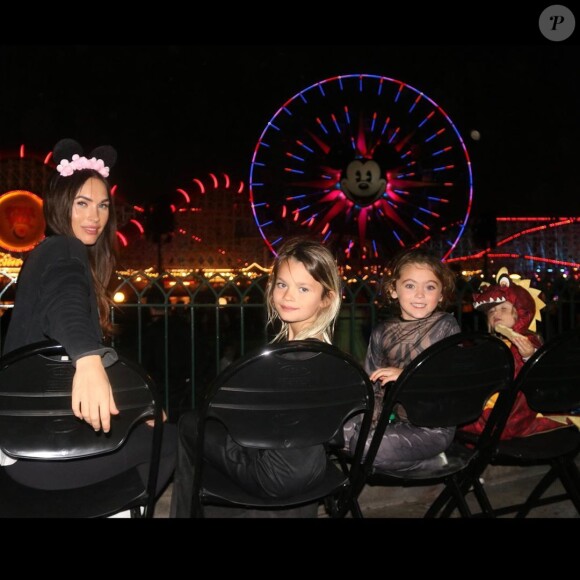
[1,270,578,422]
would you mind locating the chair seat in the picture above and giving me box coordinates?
[0,467,147,518]
[495,426,580,462]
[201,456,348,508]
[368,441,476,483]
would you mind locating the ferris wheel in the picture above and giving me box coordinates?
[249,74,473,268]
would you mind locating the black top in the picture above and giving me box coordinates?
[3,235,117,367]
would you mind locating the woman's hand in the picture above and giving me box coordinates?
[72,355,120,432]
[369,366,403,386]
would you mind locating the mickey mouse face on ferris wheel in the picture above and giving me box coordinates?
[340,159,386,205]
[249,74,473,268]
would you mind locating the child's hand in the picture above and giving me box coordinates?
[369,366,403,386]
[146,409,168,427]
[494,323,523,341]
[511,334,536,359]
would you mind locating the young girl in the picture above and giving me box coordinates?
[266,236,342,344]
[170,236,342,516]
[343,248,460,471]
[2,138,176,497]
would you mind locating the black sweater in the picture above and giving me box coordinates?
[3,235,117,367]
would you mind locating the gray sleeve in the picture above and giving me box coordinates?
[72,347,118,368]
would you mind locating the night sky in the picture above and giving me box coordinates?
[1,40,579,220]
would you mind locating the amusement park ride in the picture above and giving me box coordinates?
[0,74,578,281]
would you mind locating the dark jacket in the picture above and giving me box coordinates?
[3,235,117,367]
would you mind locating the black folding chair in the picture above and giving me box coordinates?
[185,340,375,518]
[466,328,580,517]
[0,340,164,518]
[341,331,514,518]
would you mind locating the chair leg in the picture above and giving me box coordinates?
[428,471,484,518]
[555,458,580,514]
[564,456,580,508]
[424,485,455,518]
[446,477,474,518]
[324,493,342,518]
[349,497,364,518]
[334,490,363,518]
[515,465,560,518]
[170,409,202,518]
[470,478,496,517]
[513,456,580,518]
[425,476,473,518]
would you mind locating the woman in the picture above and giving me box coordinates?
[2,138,176,498]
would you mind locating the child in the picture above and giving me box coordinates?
[343,248,461,471]
[461,267,561,439]
[170,236,342,516]
[266,236,341,343]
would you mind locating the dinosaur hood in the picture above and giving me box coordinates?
[472,267,545,334]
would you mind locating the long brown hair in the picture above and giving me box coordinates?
[44,169,118,333]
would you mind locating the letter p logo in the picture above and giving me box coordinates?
[540,5,575,40]
[550,14,565,29]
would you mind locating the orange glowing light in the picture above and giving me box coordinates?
[0,190,45,252]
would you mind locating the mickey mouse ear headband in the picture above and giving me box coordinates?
[52,138,117,178]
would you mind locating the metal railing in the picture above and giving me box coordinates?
[1,270,578,421]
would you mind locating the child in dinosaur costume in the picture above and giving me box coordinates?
[461,267,562,439]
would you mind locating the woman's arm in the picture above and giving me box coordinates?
[42,255,116,364]
[41,240,120,430]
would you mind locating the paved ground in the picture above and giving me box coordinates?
[152,463,579,518]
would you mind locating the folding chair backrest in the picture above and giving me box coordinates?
[205,340,373,449]
[0,340,158,460]
[516,329,580,414]
[385,332,514,428]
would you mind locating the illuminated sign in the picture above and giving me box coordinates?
[0,190,45,252]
